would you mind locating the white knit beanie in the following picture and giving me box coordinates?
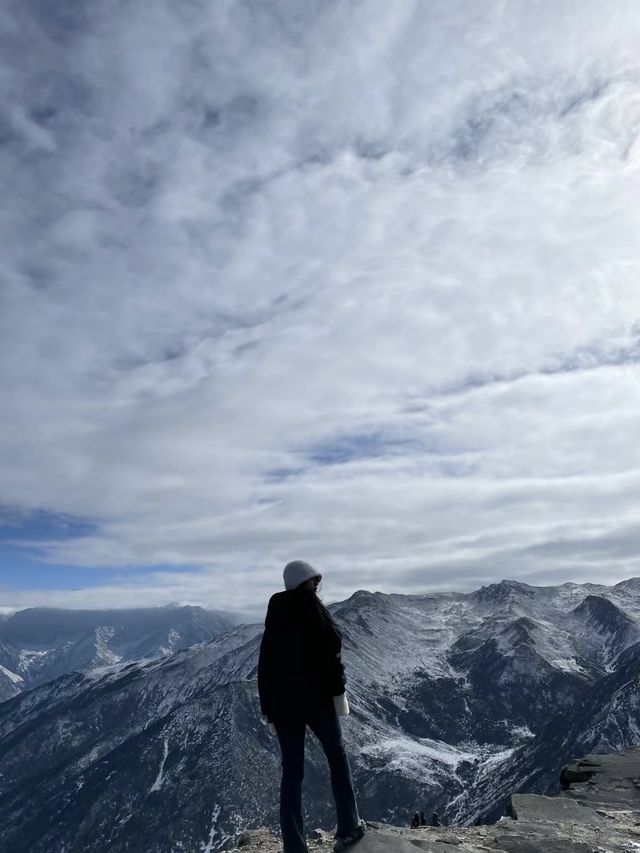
[283,560,321,591]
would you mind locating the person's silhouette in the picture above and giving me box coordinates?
[258,561,365,853]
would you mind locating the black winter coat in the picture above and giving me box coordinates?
[257,588,346,722]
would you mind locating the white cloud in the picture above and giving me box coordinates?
[1,1,640,613]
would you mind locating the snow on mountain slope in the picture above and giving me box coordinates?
[571,595,640,669]
[1,578,640,852]
[0,661,23,702]
[333,578,636,750]
[455,648,640,826]
[0,605,239,698]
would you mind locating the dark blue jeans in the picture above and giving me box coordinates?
[274,714,360,853]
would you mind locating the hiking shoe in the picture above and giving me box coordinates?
[333,819,366,851]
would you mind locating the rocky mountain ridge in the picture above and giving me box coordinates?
[0,578,640,851]
[0,604,238,701]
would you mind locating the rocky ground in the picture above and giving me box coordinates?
[232,748,640,852]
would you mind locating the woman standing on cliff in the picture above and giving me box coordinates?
[258,560,366,853]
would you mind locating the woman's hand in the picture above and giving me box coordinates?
[333,693,350,716]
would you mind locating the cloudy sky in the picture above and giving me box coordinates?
[1,1,640,620]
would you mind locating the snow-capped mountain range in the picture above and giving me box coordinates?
[0,605,238,702]
[1,578,640,852]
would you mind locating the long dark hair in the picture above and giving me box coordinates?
[310,588,342,639]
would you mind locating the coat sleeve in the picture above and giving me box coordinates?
[257,604,276,719]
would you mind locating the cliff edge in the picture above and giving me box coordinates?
[232,748,640,852]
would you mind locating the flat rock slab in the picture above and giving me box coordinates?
[479,820,605,853]
[356,824,481,853]
[511,794,605,825]
[341,829,429,852]
[560,748,640,812]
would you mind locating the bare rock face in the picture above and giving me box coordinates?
[560,750,640,811]
[510,793,605,825]
[231,749,640,853]
[235,828,281,849]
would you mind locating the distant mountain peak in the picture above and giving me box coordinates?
[498,616,538,644]
[572,595,640,663]
[348,589,378,601]
[473,579,534,603]
[0,605,237,697]
[614,577,640,591]
[573,594,631,626]
[335,589,385,613]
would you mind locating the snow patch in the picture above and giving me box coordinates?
[361,734,478,781]
[159,628,183,656]
[549,656,585,674]
[94,626,122,665]
[479,747,516,774]
[150,738,169,792]
[200,804,221,853]
[0,664,23,684]
[510,725,535,739]
[18,648,48,664]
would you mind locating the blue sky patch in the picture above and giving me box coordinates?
[304,432,426,466]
